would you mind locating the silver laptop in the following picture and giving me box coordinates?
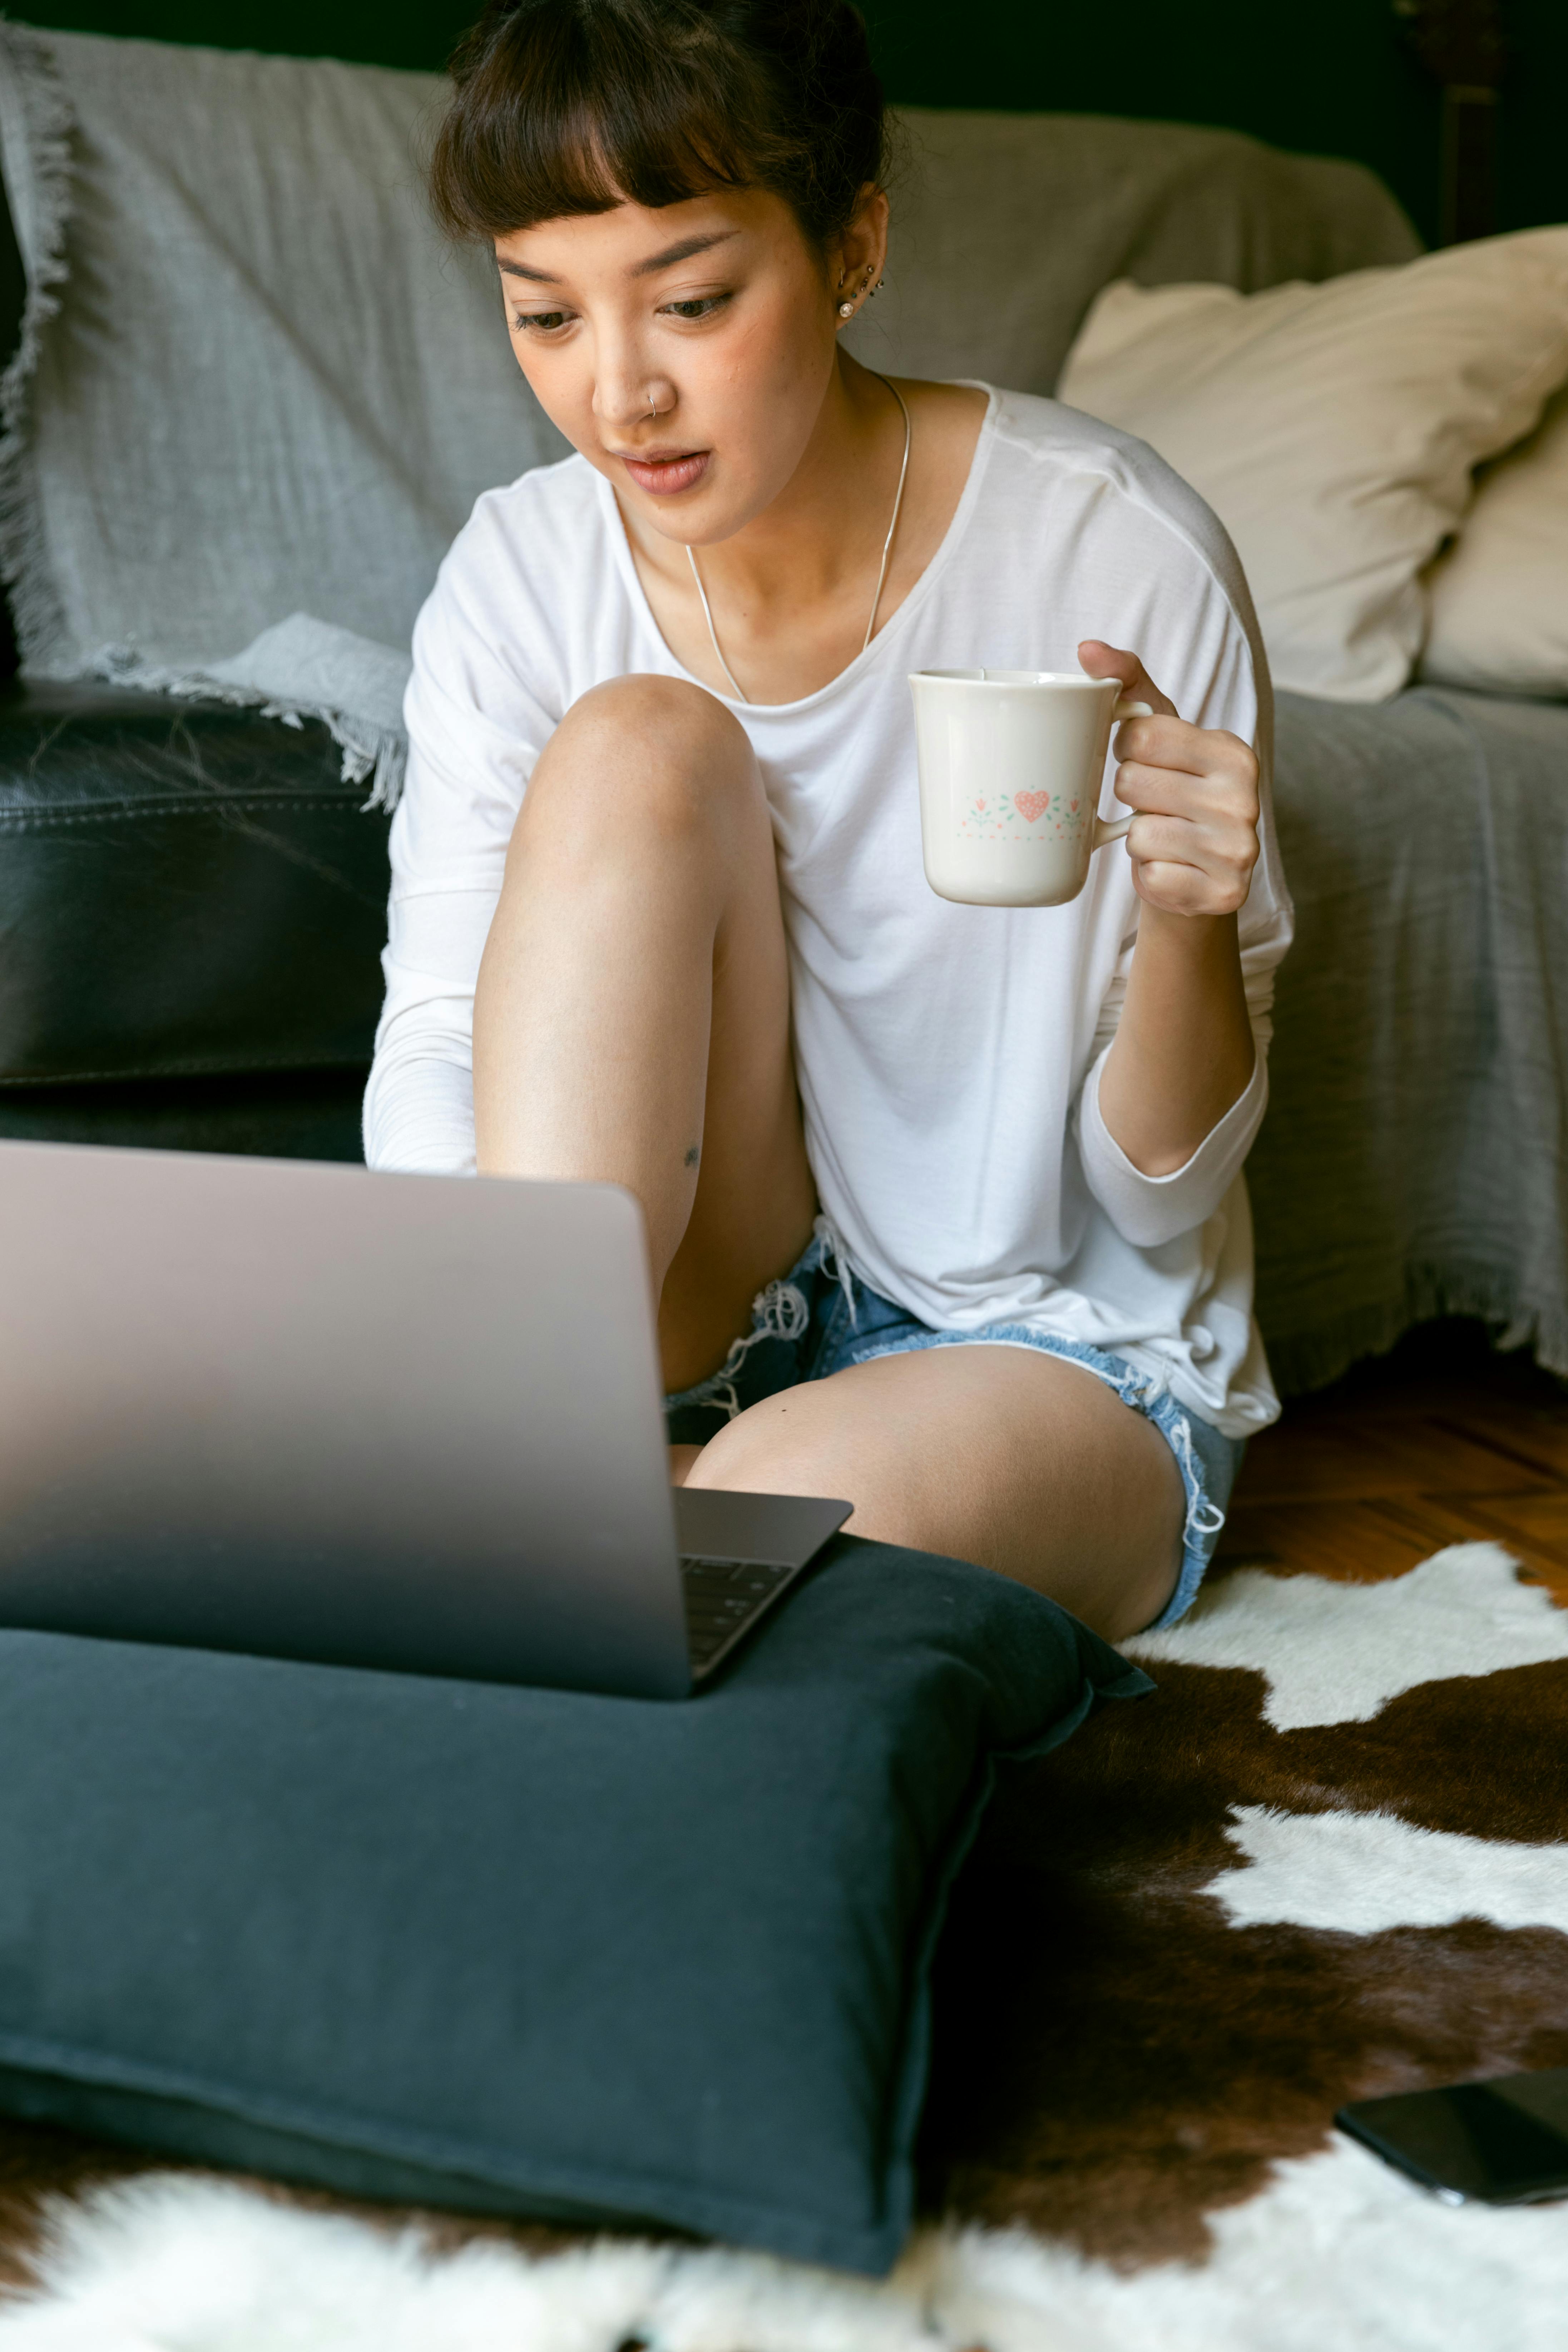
[0,1141,850,1699]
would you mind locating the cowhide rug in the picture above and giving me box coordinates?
[0,1539,1564,2351]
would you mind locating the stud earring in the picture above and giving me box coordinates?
[837,264,880,320]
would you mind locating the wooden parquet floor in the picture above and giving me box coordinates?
[1216,1320,1568,1605]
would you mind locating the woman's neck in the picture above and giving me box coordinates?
[630,354,899,603]
[619,363,988,705]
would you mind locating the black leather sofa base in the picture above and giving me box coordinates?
[0,680,391,1084]
[0,680,392,1160]
[0,1066,368,1161]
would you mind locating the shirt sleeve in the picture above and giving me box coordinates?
[1077,1041,1268,1247]
[1070,487,1292,1249]
[362,498,567,1176]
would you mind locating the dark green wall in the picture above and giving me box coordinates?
[16,0,1568,247]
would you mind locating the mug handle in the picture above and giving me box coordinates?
[1094,697,1154,849]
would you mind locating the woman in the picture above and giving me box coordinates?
[365,0,1292,1641]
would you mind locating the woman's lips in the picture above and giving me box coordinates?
[620,449,711,496]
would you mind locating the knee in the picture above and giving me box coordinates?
[570,673,747,760]
[687,1389,863,1515]
[521,675,759,859]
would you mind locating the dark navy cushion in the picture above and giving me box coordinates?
[0,1535,1147,2273]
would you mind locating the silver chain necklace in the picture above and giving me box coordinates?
[686,375,912,704]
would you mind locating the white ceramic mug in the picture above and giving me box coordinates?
[909,669,1153,908]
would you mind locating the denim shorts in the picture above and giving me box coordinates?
[665,1220,1244,1633]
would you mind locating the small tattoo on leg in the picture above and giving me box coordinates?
[684,1145,700,1168]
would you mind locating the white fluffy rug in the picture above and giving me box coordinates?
[1,2143,1565,2352]
[1,1542,1564,2352]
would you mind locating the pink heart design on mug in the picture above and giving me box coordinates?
[1013,790,1050,824]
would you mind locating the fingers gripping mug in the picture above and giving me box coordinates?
[909,669,1153,908]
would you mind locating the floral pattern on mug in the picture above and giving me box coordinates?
[957,790,1086,842]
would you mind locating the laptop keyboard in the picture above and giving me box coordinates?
[679,1554,794,1670]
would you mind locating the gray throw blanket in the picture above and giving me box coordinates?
[1255,686,1568,1389]
[0,24,567,801]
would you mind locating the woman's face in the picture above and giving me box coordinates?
[493,184,882,547]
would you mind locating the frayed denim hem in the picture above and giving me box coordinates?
[664,1233,1243,1630]
[848,1325,1238,1631]
[663,1216,857,1434]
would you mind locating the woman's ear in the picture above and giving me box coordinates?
[828,183,890,319]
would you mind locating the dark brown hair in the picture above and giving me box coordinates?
[429,0,890,250]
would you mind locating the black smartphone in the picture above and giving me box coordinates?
[1337,2068,1568,2206]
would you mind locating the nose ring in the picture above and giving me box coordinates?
[647,390,657,416]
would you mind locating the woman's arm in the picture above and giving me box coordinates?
[364,514,561,1175]
[1078,638,1261,1177]
[363,883,498,1175]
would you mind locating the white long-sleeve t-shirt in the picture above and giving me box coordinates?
[366,387,1294,1436]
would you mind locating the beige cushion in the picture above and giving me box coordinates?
[1056,231,1568,701]
[1420,387,1568,699]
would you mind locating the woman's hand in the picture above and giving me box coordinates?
[1078,639,1260,1173]
[1078,639,1260,919]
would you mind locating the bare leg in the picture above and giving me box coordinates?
[687,1344,1187,1642]
[473,673,1186,1633]
[472,675,816,1390]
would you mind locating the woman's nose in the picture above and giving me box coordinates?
[593,347,665,433]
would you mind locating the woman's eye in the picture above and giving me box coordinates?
[662,295,730,322]
[513,310,572,335]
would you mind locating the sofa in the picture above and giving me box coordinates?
[3,23,1566,1395]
